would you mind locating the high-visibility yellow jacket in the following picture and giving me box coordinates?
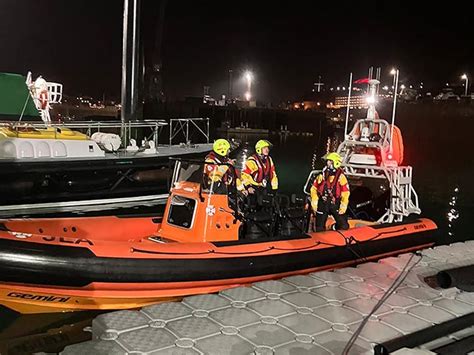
[310,168,350,213]
[204,152,244,191]
[241,154,278,190]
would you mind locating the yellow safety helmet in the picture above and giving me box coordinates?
[255,139,272,154]
[213,138,231,156]
[323,152,343,169]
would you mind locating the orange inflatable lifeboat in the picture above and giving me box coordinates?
[0,159,437,314]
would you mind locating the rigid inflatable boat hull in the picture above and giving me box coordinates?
[0,218,437,313]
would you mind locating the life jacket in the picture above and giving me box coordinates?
[316,168,343,200]
[205,151,233,184]
[248,154,273,184]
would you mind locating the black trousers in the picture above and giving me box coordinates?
[315,198,349,232]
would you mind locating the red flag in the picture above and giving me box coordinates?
[353,78,370,84]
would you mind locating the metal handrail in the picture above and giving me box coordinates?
[1,118,212,148]
[169,118,210,146]
[0,119,167,129]
[303,163,420,223]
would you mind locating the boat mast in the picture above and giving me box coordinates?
[143,0,167,107]
[121,0,141,125]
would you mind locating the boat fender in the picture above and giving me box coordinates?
[91,132,122,152]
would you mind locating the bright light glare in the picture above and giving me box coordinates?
[461,74,468,80]
[244,71,253,83]
[366,96,376,104]
[390,68,397,75]
[245,92,251,101]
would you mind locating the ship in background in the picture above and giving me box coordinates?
[0,72,211,217]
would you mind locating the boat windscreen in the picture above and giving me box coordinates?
[173,160,238,196]
[175,162,204,184]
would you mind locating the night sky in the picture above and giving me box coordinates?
[1,1,472,102]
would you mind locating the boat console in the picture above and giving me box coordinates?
[157,159,308,243]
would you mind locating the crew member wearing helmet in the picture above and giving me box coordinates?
[241,139,278,194]
[310,152,350,231]
[204,139,235,189]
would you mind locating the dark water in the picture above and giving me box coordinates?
[1,104,473,353]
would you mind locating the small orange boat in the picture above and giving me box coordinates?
[0,159,437,314]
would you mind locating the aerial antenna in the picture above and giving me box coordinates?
[344,72,353,139]
[376,67,381,94]
[389,69,400,153]
[368,66,374,92]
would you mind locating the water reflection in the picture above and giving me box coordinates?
[447,186,460,237]
[312,135,342,170]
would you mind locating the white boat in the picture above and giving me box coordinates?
[0,72,212,217]
[306,78,420,223]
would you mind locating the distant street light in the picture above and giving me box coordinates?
[461,74,469,96]
[244,71,253,101]
[390,68,397,97]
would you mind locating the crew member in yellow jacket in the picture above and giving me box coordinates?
[241,140,278,194]
[310,152,350,231]
[204,139,244,193]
